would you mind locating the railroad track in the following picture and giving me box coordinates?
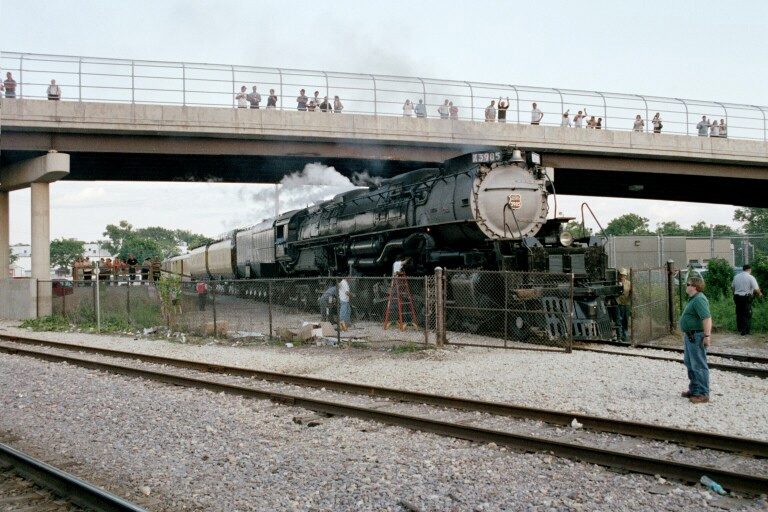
[0,441,147,511]
[1,334,767,497]
[573,342,768,379]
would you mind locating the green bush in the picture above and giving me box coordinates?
[705,258,733,299]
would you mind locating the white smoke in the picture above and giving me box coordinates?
[227,163,378,230]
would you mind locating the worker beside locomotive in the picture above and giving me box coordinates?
[163,148,623,340]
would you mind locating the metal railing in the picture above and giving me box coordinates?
[2,51,766,141]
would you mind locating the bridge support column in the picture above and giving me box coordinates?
[0,152,69,319]
[31,182,52,316]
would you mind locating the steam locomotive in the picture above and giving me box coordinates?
[165,148,622,340]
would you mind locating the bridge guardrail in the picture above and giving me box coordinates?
[2,51,766,141]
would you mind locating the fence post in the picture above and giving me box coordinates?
[335,277,341,346]
[565,272,575,354]
[211,282,217,339]
[435,267,445,347]
[423,275,429,346]
[268,280,273,339]
[667,260,676,333]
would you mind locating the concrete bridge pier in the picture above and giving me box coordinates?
[0,151,69,319]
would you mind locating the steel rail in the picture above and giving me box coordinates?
[573,344,768,378]
[0,442,148,512]
[1,344,766,495]
[1,336,767,458]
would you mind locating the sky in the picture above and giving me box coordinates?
[2,0,766,245]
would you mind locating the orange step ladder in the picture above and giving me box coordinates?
[383,273,419,330]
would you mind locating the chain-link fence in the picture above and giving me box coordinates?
[628,267,672,346]
[39,267,681,349]
[44,276,436,347]
[442,270,574,351]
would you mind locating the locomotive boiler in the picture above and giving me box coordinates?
[165,148,622,340]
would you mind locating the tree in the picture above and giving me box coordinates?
[118,236,163,263]
[734,207,768,255]
[656,221,687,236]
[50,238,85,274]
[734,207,768,234]
[8,247,18,265]
[604,213,650,236]
[688,221,739,237]
[563,220,592,239]
[102,220,135,256]
[103,220,212,261]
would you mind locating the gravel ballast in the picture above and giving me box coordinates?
[1,322,767,511]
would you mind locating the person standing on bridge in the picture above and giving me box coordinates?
[719,119,727,138]
[247,86,261,109]
[3,72,17,98]
[679,276,712,404]
[267,89,278,109]
[46,79,61,100]
[235,86,248,108]
[402,99,414,117]
[561,110,571,127]
[497,97,509,123]
[652,113,663,133]
[437,99,450,119]
[333,95,344,113]
[710,120,720,137]
[732,264,762,336]
[484,100,496,122]
[633,114,645,132]
[696,115,710,136]
[530,102,544,125]
[415,99,427,118]
[296,89,308,111]
[449,101,458,120]
[573,109,587,128]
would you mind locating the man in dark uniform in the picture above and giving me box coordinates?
[731,264,763,335]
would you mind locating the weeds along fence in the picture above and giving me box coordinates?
[39,268,680,348]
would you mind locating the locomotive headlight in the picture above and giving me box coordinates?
[559,231,574,247]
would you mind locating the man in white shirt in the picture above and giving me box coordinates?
[47,79,61,100]
[732,264,762,335]
[531,102,544,125]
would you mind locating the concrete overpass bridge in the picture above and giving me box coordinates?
[2,51,768,318]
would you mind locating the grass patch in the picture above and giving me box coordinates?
[390,342,425,354]
[705,295,767,333]
[20,314,71,332]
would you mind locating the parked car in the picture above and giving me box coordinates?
[673,268,708,286]
[52,278,74,296]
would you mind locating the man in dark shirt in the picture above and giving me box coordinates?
[126,253,139,282]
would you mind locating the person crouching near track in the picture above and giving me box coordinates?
[679,276,712,404]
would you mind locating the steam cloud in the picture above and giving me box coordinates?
[226,163,381,231]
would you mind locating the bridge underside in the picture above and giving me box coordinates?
[2,131,766,207]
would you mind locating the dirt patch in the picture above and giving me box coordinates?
[646,331,768,356]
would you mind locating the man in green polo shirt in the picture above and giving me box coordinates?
[679,276,712,403]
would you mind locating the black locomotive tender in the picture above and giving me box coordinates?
[165,148,622,341]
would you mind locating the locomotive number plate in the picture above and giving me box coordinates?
[472,151,502,163]
[507,194,522,209]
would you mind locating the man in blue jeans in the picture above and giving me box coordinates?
[679,276,712,403]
